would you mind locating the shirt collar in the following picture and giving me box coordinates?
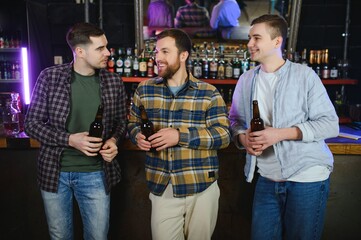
[155,71,199,90]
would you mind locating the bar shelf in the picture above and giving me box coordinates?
[122,77,358,85]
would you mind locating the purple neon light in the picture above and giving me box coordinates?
[21,47,30,104]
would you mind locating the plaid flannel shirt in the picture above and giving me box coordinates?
[25,63,127,193]
[128,73,231,197]
[175,3,210,28]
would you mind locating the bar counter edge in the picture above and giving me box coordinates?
[1,131,360,155]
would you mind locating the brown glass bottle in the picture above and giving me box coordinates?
[88,105,103,138]
[139,105,156,151]
[250,100,264,132]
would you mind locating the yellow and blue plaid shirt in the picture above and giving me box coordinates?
[128,73,231,197]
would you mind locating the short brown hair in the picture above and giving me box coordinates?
[156,28,192,61]
[66,22,105,50]
[251,14,288,50]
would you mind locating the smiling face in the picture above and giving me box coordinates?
[155,36,186,79]
[247,22,283,64]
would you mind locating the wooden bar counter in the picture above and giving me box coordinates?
[0,125,360,239]
[1,125,361,154]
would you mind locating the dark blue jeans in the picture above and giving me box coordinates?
[251,175,330,240]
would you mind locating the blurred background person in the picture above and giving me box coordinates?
[175,0,210,28]
[210,0,241,29]
[147,0,174,28]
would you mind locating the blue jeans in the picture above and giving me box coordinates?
[251,175,330,240]
[41,171,110,240]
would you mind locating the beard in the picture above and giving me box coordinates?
[157,60,181,80]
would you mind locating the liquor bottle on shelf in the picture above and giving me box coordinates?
[147,50,155,78]
[225,59,233,79]
[139,49,147,77]
[250,100,264,132]
[132,47,139,77]
[88,104,103,138]
[330,55,338,79]
[321,49,330,79]
[339,59,349,79]
[209,43,218,79]
[187,57,193,74]
[0,30,4,48]
[217,54,225,80]
[193,53,202,78]
[139,105,156,152]
[202,44,209,79]
[123,47,133,77]
[337,58,343,78]
[115,47,124,76]
[309,50,315,71]
[2,95,21,136]
[11,62,16,79]
[107,48,116,73]
[232,56,241,79]
[300,48,308,66]
[314,50,322,78]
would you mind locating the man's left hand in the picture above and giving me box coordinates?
[99,137,118,162]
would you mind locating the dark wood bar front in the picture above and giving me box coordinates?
[1,125,360,239]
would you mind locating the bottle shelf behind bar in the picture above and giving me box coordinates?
[122,77,358,86]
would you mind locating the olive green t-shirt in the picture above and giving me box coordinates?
[61,71,102,172]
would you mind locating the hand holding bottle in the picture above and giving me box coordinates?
[139,105,156,152]
[69,132,103,156]
[135,132,154,151]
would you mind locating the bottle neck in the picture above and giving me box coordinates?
[252,102,261,118]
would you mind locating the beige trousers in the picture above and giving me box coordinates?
[149,181,220,240]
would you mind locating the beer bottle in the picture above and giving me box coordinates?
[88,105,103,138]
[139,105,156,152]
[250,100,264,132]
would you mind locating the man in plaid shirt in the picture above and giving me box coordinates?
[175,0,210,28]
[128,29,230,240]
[25,22,127,239]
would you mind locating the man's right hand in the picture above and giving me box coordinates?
[68,132,103,156]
